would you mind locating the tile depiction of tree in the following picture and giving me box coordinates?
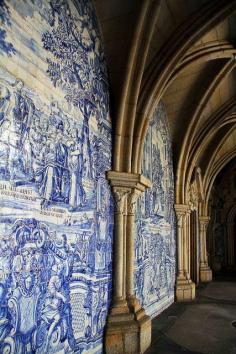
[42,0,108,122]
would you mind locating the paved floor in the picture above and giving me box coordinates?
[146,276,236,354]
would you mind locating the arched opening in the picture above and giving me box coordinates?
[207,158,236,277]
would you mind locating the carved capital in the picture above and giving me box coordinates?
[199,216,210,233]
[175,204,189,228]
[108,171,151,215]
[113,187,130,213]
[127,190,142,215]
[107,171,152,191]
[176,212,186,227]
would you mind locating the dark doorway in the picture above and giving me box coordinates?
[234,217,236,268]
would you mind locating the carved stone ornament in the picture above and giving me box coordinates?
[127,190,141,215]
[199,217,210,233]
[176,211,186,228]
[189,182,199,211]
[175,205,189,228]
[113,188,130,213]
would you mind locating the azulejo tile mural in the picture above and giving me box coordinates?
[135,102,176,318]
[0,1,113,353]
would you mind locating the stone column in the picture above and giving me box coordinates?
[199,216,212,282]
[175,204,196,301]
[112,187,130,307]
[183,210,191,280]
[187,211,191,277]
[105,171,152,354]
[126,190,141,300]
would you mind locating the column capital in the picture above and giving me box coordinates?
[174,204,190,214]
[199,216,210,229]
[127,190,142,215]
[174,204,190,226]
[112,187,130,213]
[199,216,210,223]
[107,171,152,192]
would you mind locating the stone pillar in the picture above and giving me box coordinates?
[105,171,152,354]
[112,187,130,308]
[186,211,191,277]
[199,216,212,282]
[175,204,195,301]
[126,190,140,300]
[183,210,191,280]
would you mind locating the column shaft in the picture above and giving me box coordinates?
[199,217,209,267]
[114,210,125,300]
[199,222,205,267]
[177,220,184,277]
[175,204,195,301]
[126,212,135,297]
[187,213,191,276]
[199,216,212,282]
[183,212,190,279]
[112,188,129,304]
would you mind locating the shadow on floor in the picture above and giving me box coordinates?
[146,335,203,354]
[146,278,236,354]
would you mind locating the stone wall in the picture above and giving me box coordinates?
[135,102,176,318]
[0,1,113,353]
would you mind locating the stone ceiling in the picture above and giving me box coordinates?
[94,0,236,205]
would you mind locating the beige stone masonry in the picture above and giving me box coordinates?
[175,204,196,302]
[105,171,152,354]
[199,216,213,283]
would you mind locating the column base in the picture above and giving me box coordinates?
[200,267,212,282]
[105,298,151,354]
[176,277,196,302]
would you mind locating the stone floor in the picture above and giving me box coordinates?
[146,276,236,354]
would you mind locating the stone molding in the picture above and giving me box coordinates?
[107,171,152,190]
[174,204,190,227]
[127,190,142,215]
[112,187,130,213]
[199,215,210,224]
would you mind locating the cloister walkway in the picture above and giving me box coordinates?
[146,276,236,354]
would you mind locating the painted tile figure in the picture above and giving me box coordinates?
[0,218,75,353]
[135,102,176,318]
[0,0,113,353]
[0,79,35,182]
[0,77,102,212]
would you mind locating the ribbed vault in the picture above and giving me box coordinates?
[94,0,236,215]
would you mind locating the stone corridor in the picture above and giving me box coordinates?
[147,276,236,354]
